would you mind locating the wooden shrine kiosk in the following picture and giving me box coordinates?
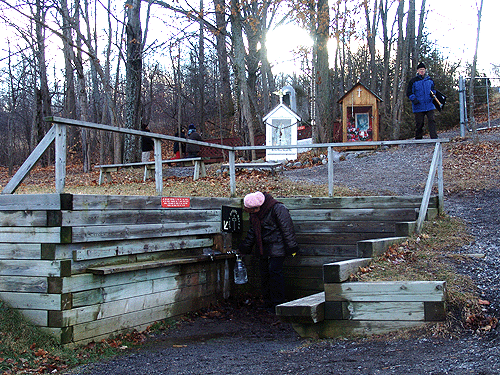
[338,82,382,144]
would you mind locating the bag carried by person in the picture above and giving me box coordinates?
[432,90,447,111]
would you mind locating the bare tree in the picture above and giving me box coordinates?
[198,0,206,132]
[378,0,393,133]
[468,0,484,144]
[213,0,234,120]
[60,0,77,121]
[313,0,332,143]
[389,0,410,139]
[32,0,53,165]
[123,0,143,163]
[415,0,426,66]
[230,0,259,159]
[363,0,378,91]
[6,40,21,176]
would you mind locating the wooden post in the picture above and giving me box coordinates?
[153,139,162,195]
[55,123,67,193]
[229,150,236,197]
[328,146,334,197]
[2,126,56,194]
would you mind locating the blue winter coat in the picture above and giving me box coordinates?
[406,74,436,113]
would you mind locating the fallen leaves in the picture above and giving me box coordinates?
[443,138,500,193]
[465,313,498,332]
[380,243,416,265]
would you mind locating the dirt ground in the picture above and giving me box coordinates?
[65,128,500,375]
[63,190,500,375]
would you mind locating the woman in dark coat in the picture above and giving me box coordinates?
[238,192,299,310]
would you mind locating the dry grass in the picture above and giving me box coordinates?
[2,162,359,198]
[352,216,495,337]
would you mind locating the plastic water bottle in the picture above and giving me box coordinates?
[234,254,248,284]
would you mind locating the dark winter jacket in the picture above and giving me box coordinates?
[186,130,202,156]
[141,129,154,152]
[239,195,299,258]
[406,74,436,113]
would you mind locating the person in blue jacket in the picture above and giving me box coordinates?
[406,62,438,139]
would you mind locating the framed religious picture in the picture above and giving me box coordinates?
[271,118,292,146]
[355,113,369,132]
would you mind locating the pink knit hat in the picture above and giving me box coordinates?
[244,192,265,208]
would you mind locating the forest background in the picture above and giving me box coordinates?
[0,0,497,175]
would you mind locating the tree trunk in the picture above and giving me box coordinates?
[390,0,406,140]
[230,0,257,159]
[6,41,16,176]
[100,0,115,164]
[213,0,234,120]
[379,0,392,138]
[315,0,332,143]
[198,0,205,132]
[32,0,52,166]
[77,0,93,172]
[407,0,416,70]
[259,8,275,115]
[469,0,483,144]
[124,0,143,163]
[363,0,378,91]
[60,0,76,121]
[415,0,427,66]
[242,1,264,134]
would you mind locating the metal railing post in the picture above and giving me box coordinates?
[459,76,466,137]
[153,139,162,195]
[437,142,444,215]
[328,146,334,197]
[416,142,440,233]
[229,150,236,197]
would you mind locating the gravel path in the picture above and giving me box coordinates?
[65,128,500,375]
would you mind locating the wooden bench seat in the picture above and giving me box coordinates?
[95,157,206,185]
[221,162,282,175]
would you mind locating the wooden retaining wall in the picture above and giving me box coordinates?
[0,194,239,345]
[238,196,438,301]
[0,194,438,344]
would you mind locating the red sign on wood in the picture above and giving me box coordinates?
[161,197,191,208]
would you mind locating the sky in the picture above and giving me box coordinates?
[426,0,499,77]
[266,0,499,78]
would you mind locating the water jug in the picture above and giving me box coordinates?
[234,254,248,284]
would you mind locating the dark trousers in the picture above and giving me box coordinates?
[259,256,285,307]
[415,110,437,139]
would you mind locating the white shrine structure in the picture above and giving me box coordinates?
[263,87,301,162]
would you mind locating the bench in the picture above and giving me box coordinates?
[95,157,207,185]
[221,162,282,175]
